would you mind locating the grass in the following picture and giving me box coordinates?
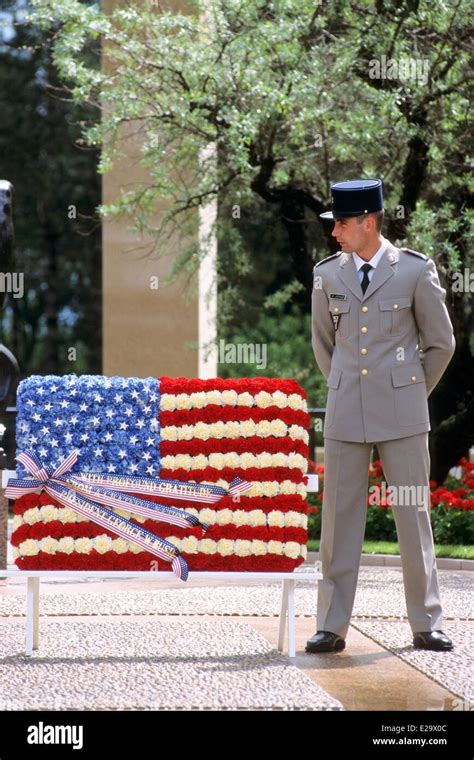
[307,539,474,560]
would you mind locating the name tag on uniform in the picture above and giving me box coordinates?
[329,293,347,300]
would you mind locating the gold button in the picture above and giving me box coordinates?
[362,306,368,313]
[361,369,368,376]
[334,307,339,313]
[411,375,417,382]
[393,303,399,309]
[361,348,368,355]
[361,326,368,333]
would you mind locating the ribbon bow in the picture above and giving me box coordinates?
[6,450,252,581]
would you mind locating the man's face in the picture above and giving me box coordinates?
[331,216,369,253]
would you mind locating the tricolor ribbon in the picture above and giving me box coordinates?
[6,449,252,581]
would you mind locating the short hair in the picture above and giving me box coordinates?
[356,210,384,232]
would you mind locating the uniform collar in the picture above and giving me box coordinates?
[351,237,388,271]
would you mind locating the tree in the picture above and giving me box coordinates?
[27,0,472,481]
[0,0,102,376]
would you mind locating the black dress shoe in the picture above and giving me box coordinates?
[305,630,346,653]
[413,630,453,651]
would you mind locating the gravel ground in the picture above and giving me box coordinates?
[0,618,343,711]
[1,568,471,621]
[351,620,473,702]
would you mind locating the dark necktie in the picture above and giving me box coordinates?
[360,263,373,294]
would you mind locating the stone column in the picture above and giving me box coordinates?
[102,0,216,379]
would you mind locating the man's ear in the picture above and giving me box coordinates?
[366,214,377,232]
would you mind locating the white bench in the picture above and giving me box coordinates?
[1,569,321,658]
[1,472,321,658]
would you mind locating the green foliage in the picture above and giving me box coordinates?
[22,0,473,473]
[307,539,474,559]
[26,0,471,268]
[0,1,102,375]
[218,304,326,407]
[308,501,474,545]
[307,465,474,545]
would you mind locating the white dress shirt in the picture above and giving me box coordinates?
[352,237,388,286]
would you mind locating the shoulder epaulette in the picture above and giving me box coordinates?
[400,247,428,261]
[314,252,341,268]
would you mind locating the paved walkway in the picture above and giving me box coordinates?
[1,567,471,711]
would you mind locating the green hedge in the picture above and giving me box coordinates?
[307,460,474,546]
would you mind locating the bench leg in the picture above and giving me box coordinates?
[26,577,40,656]
[286,580,296,658]
[278,580,289,652]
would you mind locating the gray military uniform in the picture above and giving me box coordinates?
[311,240,455,636]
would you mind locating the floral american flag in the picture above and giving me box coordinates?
[11,374,310,572]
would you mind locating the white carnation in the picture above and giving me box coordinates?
[222,390,238,406]
[194,422,209,440]
[23,508,40,525]
[249,509,267,526]
[240,420,255,437]
[199,538,217,554]
[288,393,303,410]
[161,426,177,441]
[209,453,225,469]
[176,393,191,410]
[272,391,287,408]
[267,540,283,555]
[75,537,93,554]
[160,394,176,411]
[226,421,241,438]
[216,509,233,525]
[237,392,253,406]
[256,452,273,468]
[284,541,301,559]
[211,421,226,439]
[255,391,273,408]
[234,539,252,557]
[179,424,194,441]
[59,507,78,523]
[190,392,207,408]
[251,540,267,556]
[181,535,199,553]
[40,504,58,522]
[19,539,39,556]
[217,539,234,556]
[94,535,113,554]
[112,538,128,554]
[206,390,222,406]
[268,510,285,527]
[39,537,57,555]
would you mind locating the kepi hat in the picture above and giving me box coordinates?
[320,179,383,220]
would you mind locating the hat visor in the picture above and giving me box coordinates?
[320,210,371,221]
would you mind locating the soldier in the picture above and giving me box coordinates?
[307,179,455,653]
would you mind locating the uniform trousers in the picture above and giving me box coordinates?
[317,432,443,638]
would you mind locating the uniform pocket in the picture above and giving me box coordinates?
[329,298,351,340]
[379,296,411,336]
[391,363,429,426]
[325,367,342,427]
